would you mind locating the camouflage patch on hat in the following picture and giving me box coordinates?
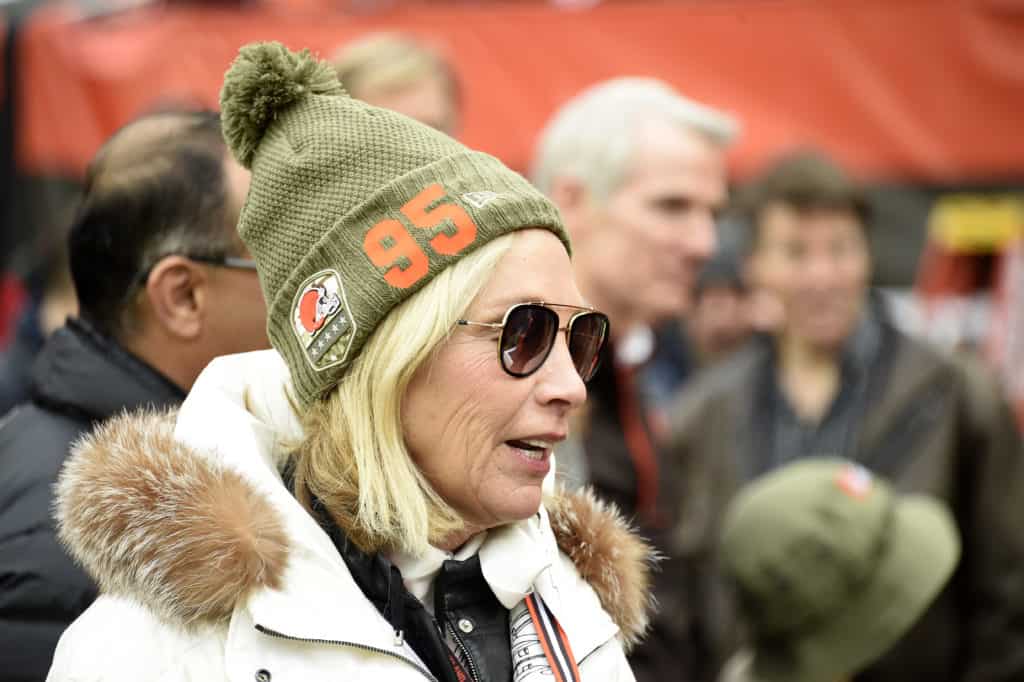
[291,269,357,371]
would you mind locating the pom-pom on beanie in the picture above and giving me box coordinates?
[220,42,568,407]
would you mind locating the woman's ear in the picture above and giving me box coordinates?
[143,255,207,341]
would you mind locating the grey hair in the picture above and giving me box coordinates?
[118,225,240,337]
[135,225,239,280]
[530,77,739,200]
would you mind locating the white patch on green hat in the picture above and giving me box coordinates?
[291,269,357,371]
[462,191,501,209]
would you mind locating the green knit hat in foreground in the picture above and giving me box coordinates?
[721,459,960,682]
[220,42,568,407]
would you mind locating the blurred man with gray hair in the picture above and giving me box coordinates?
[532,78,737,681]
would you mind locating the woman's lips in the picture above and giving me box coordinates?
[505,440,552,471]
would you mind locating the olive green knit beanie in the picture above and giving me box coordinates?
[219,42,568,407]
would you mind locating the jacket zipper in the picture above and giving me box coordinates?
[444,622,482,682]
[256,624,438,681]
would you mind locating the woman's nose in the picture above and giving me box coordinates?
[535,335,588,410]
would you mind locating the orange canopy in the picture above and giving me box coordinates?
[14,0,1024,180]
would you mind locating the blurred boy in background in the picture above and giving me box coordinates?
[667,151,1024,682]
[643,247,755,414]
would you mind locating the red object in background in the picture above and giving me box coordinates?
[0,274,26,350]
[915,194,1024,431]
[988,240,1024,430]
[13,0,1024,181]
[915,246,989,302]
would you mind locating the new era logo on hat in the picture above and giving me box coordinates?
[462,191,501,209]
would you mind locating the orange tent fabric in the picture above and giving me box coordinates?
[14,0,1024,180]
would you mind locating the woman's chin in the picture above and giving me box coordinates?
[480,485,544,527]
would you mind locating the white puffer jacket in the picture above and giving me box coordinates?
[47,351,655,682]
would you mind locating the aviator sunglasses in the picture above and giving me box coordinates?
[457,302,610,382]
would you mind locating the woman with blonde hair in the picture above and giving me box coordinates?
[46,42,652,682]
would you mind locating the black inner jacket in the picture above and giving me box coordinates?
[305,493,513,682]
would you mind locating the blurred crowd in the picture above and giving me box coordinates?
[1,24,1022,682]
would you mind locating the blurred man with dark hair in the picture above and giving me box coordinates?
[666,151,1024,682]
[330,32,460,137]
[642,248,754,417]
[0,110,268,681]
[688,251,752,367]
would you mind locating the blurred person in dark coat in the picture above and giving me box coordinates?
[331,32,460,137]
[687,251,754,367]
[642,247,755,414]
[532,77,738,681]
[0,110,269,681]
[666,151,1024,682]
[0,245,77,415]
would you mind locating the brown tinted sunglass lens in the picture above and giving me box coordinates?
[500,304,559,377]
[568,312,609,382]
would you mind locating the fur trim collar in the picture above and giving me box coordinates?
[57,410,654,648]
[56,410,289,625]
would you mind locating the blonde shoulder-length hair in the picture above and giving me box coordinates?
[294,233,516,556]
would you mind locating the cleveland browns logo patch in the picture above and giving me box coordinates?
[291,269,356,371]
